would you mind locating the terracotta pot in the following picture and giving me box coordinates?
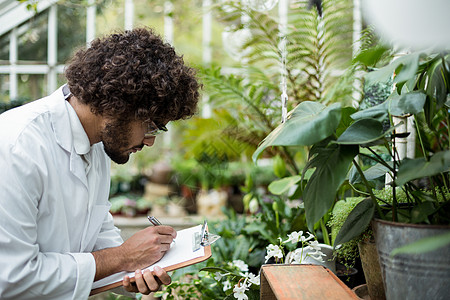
[352,284,369,300]
[358,240,386,300]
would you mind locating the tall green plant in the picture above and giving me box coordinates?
[254,50,450,250]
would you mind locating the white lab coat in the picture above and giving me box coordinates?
[0,86,123,299]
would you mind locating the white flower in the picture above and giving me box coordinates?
[233,260,249,272]
[223,279,232,291]
[285,231,303,244]
[214,272,227,281]
[233,283,249,300]
[290,248,304,264]
[303,232,316,242]
[308,251,326,262]
[304,241,327,262]
[247,273,260,286]
[284,231,316,244]
[265,244,283,261]
[307,240,322,250]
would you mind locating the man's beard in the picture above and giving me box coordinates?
[101,121,135,164]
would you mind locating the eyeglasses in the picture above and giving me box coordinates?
[144,120,168,138]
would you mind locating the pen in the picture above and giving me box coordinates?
[147,216,162,226]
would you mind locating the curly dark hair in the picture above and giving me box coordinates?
[64,27,200,124]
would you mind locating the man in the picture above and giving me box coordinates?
[0,27,200,299]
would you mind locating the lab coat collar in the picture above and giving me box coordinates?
[49,85,74,154]
[49,86,89,188]
[65,100,91,156]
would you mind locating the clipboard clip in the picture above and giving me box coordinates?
[192,220,221,252]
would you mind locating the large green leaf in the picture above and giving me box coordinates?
[396,150,450,186]
[268,175,302,195]
[411,201,437,224]
[303,144,358,229]
[365,52,420,85]
[388,91,427,116]
[252,101,341,161]
[425,54,449,109]
[334,197,375,246]
[349,162,392,185]
[391,231,450,257]
[351,101,389,122]
[335,119,386,145]
[351,91,426,122]
[336,106,358,136]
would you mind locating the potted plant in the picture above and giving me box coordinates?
[328,196,384,298]
[253,50,450,299]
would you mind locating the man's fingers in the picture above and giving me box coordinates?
[143,269,160,291]
[153,266,171,285]
[123,275,138,293]
[134,269,150,294]
[153,225,177,238]
[158,234,175,245]
[123,267,171,295]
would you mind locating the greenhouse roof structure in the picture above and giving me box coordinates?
[0,0,58,37]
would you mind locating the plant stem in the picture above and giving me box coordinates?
[352,158,384,219]
[275,210,280,230]
[320,218,331,246]
[414,114,428,159]
[447,108,450,158]
[391,136,398,222]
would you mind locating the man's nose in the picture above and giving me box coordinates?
[143,136,156,147]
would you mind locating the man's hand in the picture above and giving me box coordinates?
[119,225,176,271]
[123,266,171,294]
[92,225,176,282]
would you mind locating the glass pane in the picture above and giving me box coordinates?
[0,74,9,105]
[57,3,87,64]
[18,74,45,101]
[17,10,49,62]
[0,34,9,61]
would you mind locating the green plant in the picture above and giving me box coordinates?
[254,50,450,254]
[328,196,370,267]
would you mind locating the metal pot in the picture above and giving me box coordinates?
[373,219,450,300]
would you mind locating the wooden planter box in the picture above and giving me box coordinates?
[260,264,359,300]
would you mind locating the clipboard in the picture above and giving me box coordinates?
[90,222,219,295]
